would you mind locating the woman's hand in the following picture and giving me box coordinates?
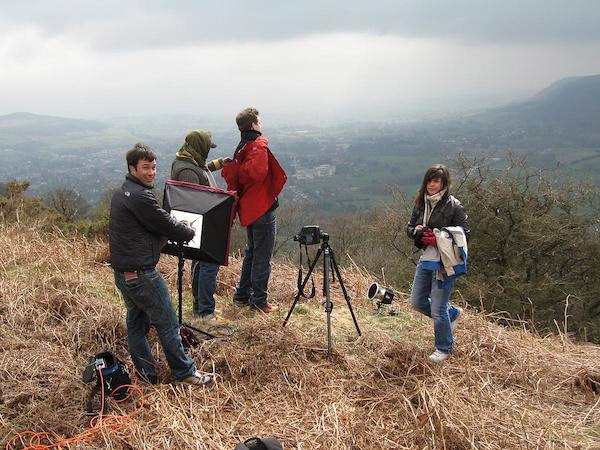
[421,230,436,247]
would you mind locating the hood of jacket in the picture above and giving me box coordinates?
[178,130,215,167]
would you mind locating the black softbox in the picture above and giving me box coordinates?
[161,180,237,265]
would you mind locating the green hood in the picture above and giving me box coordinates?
[178,130,215,167]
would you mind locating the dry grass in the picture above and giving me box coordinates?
[1,224,599,449]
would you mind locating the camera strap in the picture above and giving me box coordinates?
[297,243,316,299]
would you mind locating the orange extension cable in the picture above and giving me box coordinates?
[5,371,145,450]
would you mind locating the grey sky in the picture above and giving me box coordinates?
[1,1,599,121]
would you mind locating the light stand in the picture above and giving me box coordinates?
[176,243,216,346]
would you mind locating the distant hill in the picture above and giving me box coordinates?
[2,75,599,206]
[0,112,109,136]
[470,74,600,131]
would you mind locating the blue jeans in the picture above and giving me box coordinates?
[410,264,461,353]
[191,261,220,316]
[114,268,196,381]
[233,210,276,308]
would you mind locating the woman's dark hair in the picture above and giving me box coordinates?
[126,143,156,173]
[415,164,451,208]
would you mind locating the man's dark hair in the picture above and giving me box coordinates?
[126,143,156,173]
[236,107,259,132]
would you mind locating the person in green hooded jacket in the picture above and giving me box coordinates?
[171,129,220,186]
[170,130,225,321]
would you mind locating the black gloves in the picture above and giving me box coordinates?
[413,226,428,249]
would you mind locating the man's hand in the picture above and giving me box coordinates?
[184,225,195,242]
[208,157,234,171]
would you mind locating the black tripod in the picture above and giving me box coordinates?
[283,235,361,357]
[176,243,216,345]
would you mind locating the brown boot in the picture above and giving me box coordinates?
[254,303,279,314]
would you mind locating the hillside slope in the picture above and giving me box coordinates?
[0,112,108,137]
[1,225,599,449]
[470,74,600,132]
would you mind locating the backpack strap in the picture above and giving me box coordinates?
[86,380,110,416]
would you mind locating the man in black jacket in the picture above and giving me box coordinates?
[109,143,213,386]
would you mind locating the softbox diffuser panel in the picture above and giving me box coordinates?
[161,180,237,265]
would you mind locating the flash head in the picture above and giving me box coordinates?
[367,283,395,304]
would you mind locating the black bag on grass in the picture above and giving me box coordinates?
[234,436,283,450]
[82,351,131,415]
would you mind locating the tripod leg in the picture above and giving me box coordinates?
[177,244,185,326]
[283,248,323,327]
[323,246,333,357]
[182,321,218,339]
[329,248,362,337]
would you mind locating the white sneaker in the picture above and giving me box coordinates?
[451,306,463,333]
[177,370,214,387]
[429,350,451,363]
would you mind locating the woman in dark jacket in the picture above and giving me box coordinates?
[406,164,469,362]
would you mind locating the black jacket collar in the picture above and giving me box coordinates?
[234,130,262,156]
[126,173,153,189]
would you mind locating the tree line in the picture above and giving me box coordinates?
[2,152,599,342]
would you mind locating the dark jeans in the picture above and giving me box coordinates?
[191,261,220,316]
[114,268,196,381]
[233,210,276,308]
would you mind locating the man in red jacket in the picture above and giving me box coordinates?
[222,108,287,313]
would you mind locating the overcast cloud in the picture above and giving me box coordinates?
[1,0,599,121]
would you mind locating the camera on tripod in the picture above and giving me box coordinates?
[285,224,361,357]
[293,225,328,246]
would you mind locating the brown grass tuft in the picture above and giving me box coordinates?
[1,224,600,449]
